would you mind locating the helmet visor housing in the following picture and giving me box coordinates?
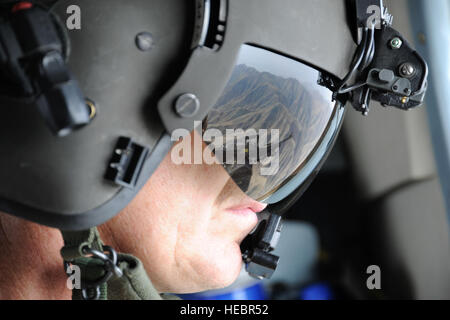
[203,44,341,202]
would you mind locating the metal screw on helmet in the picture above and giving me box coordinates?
[390,37,403,49]
[399,62,416,78]
[135,32,154,51]
[174,93,200,118]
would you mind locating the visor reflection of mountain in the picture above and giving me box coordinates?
[216,134,294,194]
[205,63,335,201]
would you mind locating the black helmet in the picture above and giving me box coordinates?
[0,0,427,265]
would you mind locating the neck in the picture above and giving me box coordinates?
[0,210,148,299]
[0,212,70,299]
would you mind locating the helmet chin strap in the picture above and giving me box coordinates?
[59,227,173,300]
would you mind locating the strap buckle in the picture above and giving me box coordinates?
[64,245,123,300]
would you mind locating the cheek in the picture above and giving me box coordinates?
[169,194,246,293]
[141,144,246,293]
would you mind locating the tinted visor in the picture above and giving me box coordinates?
[203,45,339,202]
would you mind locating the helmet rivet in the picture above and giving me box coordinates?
[86,99,97,119]
[135,32,154,52]
[174,93,200,118]
[390,37,403,49]
[399,62,416,78]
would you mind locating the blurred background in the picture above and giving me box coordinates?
[181,0,450,300]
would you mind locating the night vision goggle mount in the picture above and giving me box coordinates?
[0,1,92,136]
[322,0,428,116]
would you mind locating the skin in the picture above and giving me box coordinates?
[0,132,266,299]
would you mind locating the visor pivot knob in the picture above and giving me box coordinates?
[174,93,200,118]
[135,32,154,52]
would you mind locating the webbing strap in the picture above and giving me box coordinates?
[59,228,173,300]
[60,227,107,300]
[107,253,163,300]
[60,228,103,260]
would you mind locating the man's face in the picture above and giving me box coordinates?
[107,131,266,294]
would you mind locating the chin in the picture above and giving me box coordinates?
[206,242,243,291]
[172,241,243,294]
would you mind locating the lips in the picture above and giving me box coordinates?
[227,200,267,216]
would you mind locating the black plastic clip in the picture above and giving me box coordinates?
[320,0,428,116]
[0,2,92,136]
[105,137,149,189]
[241,211,282,280]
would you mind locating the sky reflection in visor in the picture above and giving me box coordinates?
[204,45,336,201]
